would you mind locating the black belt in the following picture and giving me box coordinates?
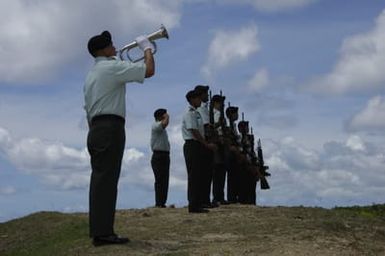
[185,139,200,144]
[153,150,170,154]
[91,114,125,125]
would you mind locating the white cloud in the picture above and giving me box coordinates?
[202,24,260,78]
[190,0,317,12]
[347,95,385,132]
[240,0,317,12]
[0,0,181,83]
[168,124,184,148]
[346,135,366,151]
[0,127,12,153]
[7,137,89,175]
[0,126,146,190]
[260,135,385,207]
[308,9,385,94]
[3,127,385,208]
[248,68,269,92]
[1,124,187,192]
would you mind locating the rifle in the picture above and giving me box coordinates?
[209,91,229,143]
[225,103,240,147]
[249,128,270,190]
[209,90,214,128]
[219,91,227,135]
[207,90,219,143]
[238,114,270,190]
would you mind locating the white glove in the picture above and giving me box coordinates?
[135,35,154,52]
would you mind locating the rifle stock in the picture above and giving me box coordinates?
[260,175,270,190]
[255,138,270,190]
[242,128,271,190]
[207,91,219,143]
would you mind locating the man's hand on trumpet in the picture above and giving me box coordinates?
[135,36,155,53]
[134,35,155,77]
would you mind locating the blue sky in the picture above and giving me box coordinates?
[1,0,385,222]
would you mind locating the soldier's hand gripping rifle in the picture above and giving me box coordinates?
[218,91,227,137]
[207,90,219,143]
[224,103,241,148]
[209,91,228,144]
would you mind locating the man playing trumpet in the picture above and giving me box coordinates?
[84,30,155,246]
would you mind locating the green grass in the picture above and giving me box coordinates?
[0,212,89,256]
[333,204,385,218]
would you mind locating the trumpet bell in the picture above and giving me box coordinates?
[148,25,169,41]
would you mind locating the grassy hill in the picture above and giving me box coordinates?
[1,204,385,255]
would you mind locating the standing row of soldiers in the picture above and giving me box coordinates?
[181,85,270,213]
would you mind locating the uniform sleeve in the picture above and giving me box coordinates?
[185,111,199,130]
[114,60,146,84]
[152,121,163,132]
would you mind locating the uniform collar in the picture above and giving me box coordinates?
[95,56,116,62]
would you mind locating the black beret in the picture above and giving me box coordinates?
[194,85,209,94]
[212,94,225,103]
[226,106,238,117]
[185,90,201,101]
[238,121,249,131]
[226,106,238,112]
[154,108,167,120]
[87,30,112,56]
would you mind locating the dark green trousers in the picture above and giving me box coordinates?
[183,140,205,211]
[87,115,125,237]
[151,151,170,206]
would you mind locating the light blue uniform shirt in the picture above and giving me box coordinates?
[197,101,209,125]
[214,108,223,135]
[151,121,170,152]
[182,106,204,140]
[84,56,146,122]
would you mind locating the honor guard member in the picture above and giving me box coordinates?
[238,120,257,205]
[211,94,229,205]
[194,85,210,126]
[182,90,216,213]
[226,106,241,203]
[84,30,155,246]
[150,108,170,208]
[194,85,216,208]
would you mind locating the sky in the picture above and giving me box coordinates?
[1,0,385,222]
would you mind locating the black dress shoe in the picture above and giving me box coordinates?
[202,202,219,208]
[92,234,130,247]
[211,201,220,208]
[220,200,230,205]
[189,208,210,213]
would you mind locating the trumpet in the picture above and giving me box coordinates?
[118,25,169,62]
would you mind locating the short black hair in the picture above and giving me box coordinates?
[194,85,209,95]
[154,108,167,120]
[211,94,225,103]
[185,89,200,102]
